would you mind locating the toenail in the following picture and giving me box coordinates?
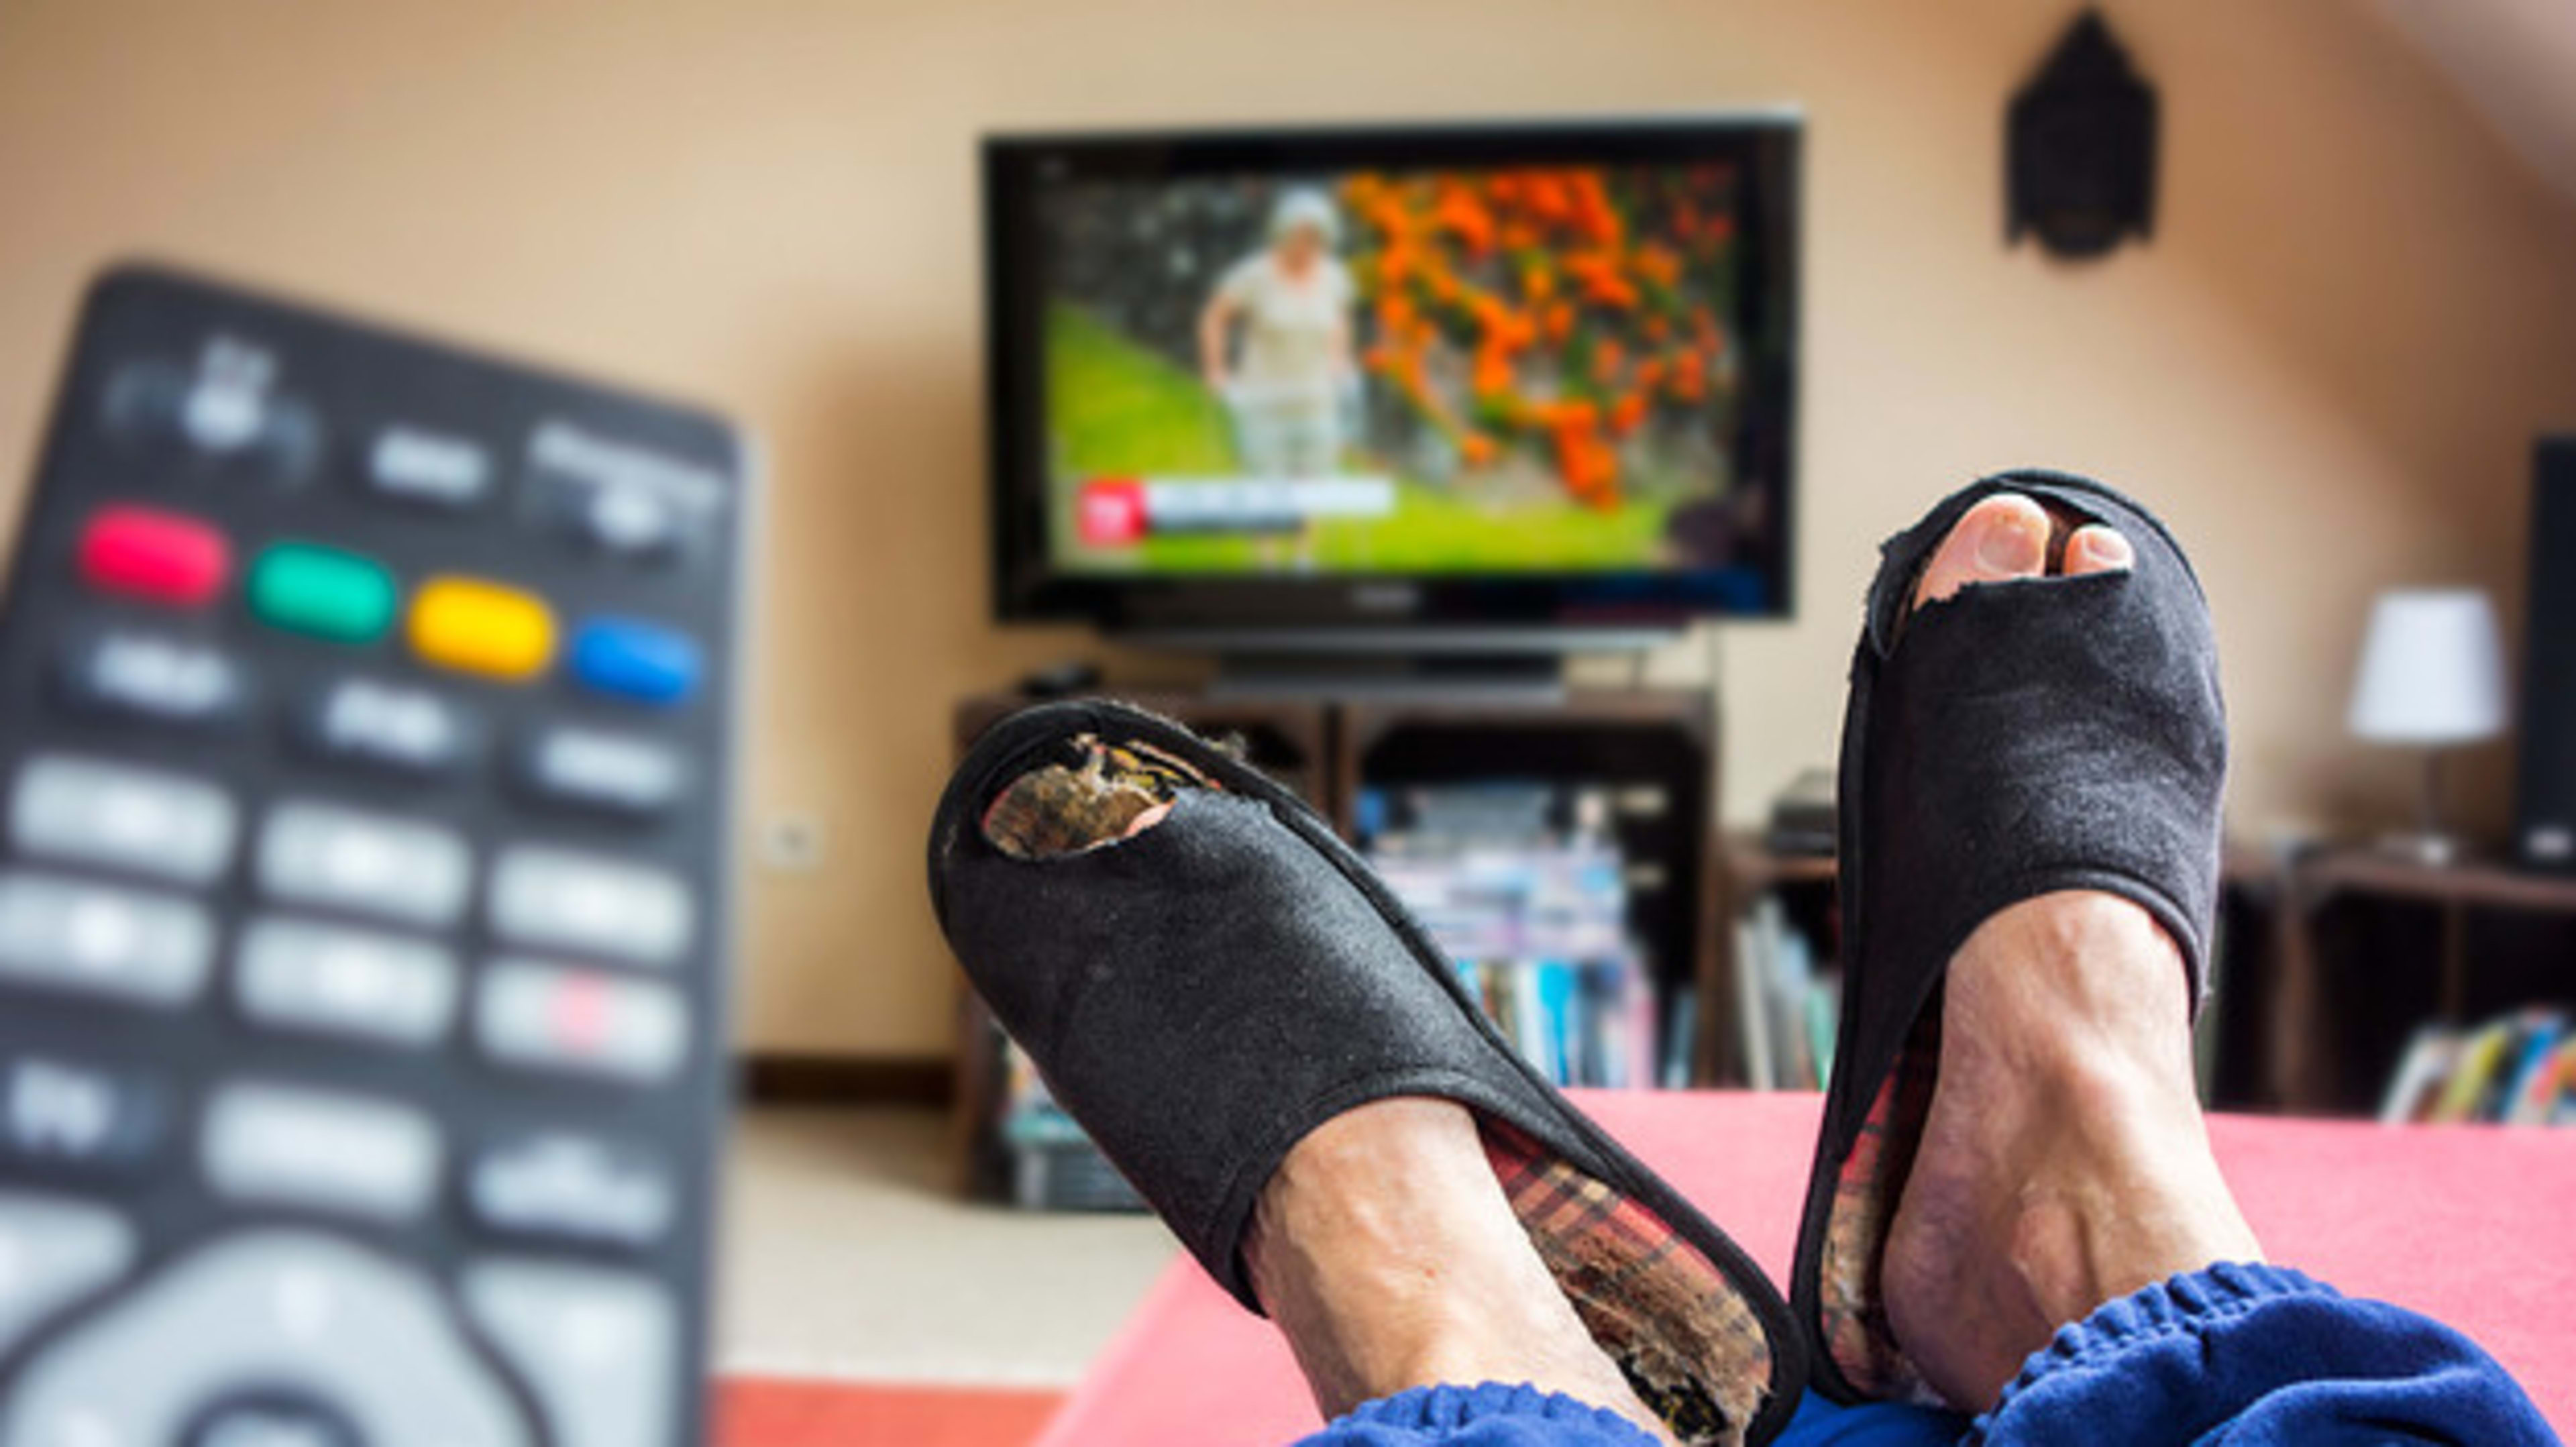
[1976,513,2045,574]
[2078,529,2134,570]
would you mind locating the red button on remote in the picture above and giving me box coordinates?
[76,506,232,608]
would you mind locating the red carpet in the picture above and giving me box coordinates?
[720,1378,1063,1447]
[720,1095,2576,1446]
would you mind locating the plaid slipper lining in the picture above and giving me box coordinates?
[1482,1119,1776,1447]
[979,732,1226,859]
[1817,1028,1943,1405]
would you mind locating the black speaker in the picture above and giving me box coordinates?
[2515,435,2576,868]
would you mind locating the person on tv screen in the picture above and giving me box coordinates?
[1198,188,1357,484]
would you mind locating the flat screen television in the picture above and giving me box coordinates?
[985,117,1801,648]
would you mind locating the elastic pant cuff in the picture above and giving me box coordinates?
[1975,1261,2337,1435]
[1336,1383,1662,1444]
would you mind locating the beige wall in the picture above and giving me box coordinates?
[3,0,2573,1061]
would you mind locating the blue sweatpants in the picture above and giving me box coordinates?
[1296,1264,2559,1446]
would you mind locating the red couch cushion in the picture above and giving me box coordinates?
[1038,1091,2576,1444]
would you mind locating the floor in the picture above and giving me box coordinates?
[716,1106,1178,1388]
[714,1379,1067,1447]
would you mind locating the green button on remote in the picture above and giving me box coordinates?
[248,542,396,642]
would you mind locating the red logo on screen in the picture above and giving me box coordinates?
[1077,478,1146,545]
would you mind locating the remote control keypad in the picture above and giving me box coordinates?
[0,270,741,1447]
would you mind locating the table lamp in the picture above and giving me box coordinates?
[2347,588,2508,864]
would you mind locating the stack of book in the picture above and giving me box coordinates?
[2380,1008,2576,1125]
[1360,782,1668,1089]
[1732,895,1839,1091]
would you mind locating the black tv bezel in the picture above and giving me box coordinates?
[985,115,1802,637]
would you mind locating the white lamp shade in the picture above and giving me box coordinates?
[2347,588,2508,745]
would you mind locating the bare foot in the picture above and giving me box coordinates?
[1880,496,2263,1410]
[1245,1098,1675,1444]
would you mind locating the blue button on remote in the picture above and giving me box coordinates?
[570,619,699,706]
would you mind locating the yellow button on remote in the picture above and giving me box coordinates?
[409,576,556,681]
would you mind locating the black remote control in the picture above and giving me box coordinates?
[0,266,751,1447]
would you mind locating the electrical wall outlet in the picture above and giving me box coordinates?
[760,811,827,872]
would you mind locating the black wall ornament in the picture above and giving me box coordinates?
[2007,9,2157,260]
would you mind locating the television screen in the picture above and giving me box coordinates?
[987,121,1799,637]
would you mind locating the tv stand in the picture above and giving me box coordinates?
[1125,626,1683,705]
[1210,650,1566,703]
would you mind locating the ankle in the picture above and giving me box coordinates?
[1884,894,2265,1406]
[1250,1100,1497,1275]
[1966,1012,2263,1307]
[1244,1101,1665,1436]
[2015,1034,2196,1140]
[2001,1142,2259,1326]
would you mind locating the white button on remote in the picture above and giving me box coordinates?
[476,961,688,1083]
[10,755,237,886]
[233,916,459,1049]
[256,802,470,928]
[488,847,692,967]
[199,1082,441,1223]
[0,872,212,1008]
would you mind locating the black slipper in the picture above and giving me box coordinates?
[1789,470,2226,1404]
[929,698,1805,1447]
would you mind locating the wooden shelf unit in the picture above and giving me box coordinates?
[2267,847,2576,1113]
[1715,836,2576,1116]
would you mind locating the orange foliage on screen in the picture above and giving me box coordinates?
[1345,165,1739,508]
